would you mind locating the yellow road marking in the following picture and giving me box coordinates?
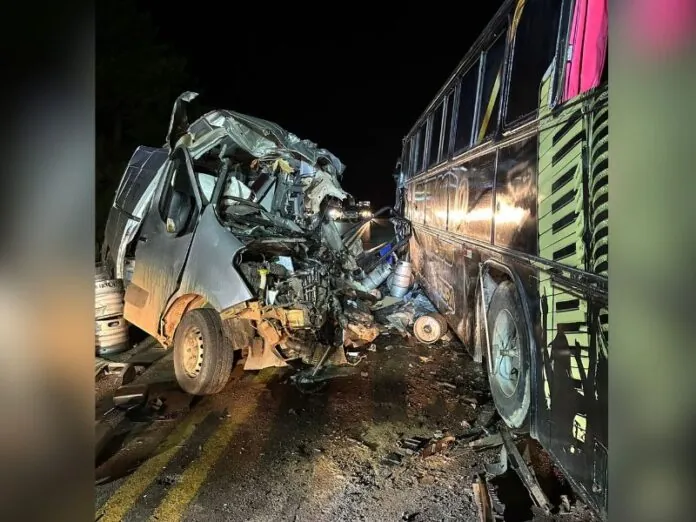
[150,398,258,521]
[96,406,210,522]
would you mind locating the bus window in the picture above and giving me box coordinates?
[441,91,454,161]
[505,0,563,126]
[413,129,421,174]
[415,125,427,173]
[402,140,411,178]
[476,29,508,143]
[453,59,481,154]
[428,103,443,168]
[447,152,495,242]
[410,135,418,177]
[493,136,538,254]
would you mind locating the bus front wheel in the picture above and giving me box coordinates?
[485,281,531,431]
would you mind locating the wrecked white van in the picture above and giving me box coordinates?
[101,92,408,395]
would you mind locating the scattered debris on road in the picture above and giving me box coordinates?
[420,435,456,458]
[112,384,149,408]
[95,331,596,522]
[472,473,495,522]
[501,428,553,515]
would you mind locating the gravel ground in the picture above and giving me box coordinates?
[95,332,598,522]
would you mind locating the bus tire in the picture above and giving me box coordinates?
[173,308,233,396]
[486,280,531,431]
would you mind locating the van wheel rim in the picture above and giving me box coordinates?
[182,326,204,377]
[491,309,521,398]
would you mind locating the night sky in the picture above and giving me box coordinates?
[116,2,504,210]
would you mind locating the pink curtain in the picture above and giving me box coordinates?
[563,0,608,101]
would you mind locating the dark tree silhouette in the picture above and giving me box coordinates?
[96,0,188,247]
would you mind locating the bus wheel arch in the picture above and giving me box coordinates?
[478,262,536,432]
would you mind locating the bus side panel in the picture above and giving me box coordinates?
[494,135,539,256]
[534,77,608,517]
[408,226,484,351]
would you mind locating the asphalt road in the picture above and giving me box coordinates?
[94,220,596,522]
[95,334,596,522]
[96,333,481,522]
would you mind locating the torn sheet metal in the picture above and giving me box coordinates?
[472,474,495,522]
[184,104,345,177]
[500,429,552,514]
[343,323,380,348]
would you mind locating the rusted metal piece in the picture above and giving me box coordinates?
[500,429,552,514]
[343,323,380,348]
[472,474,495,522]
[221,300,317,370]
[162,293,207,343]
[413,313,448,344]
[244,338,287,370]
[420,435,456,458]
[225,300,309,328]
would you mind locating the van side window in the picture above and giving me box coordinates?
[454,59,480,154]
[159,149,195,223]
[505,0,563,125]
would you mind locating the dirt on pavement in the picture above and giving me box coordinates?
[95,332,597,522]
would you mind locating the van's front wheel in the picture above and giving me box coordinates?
[486,281,531,431]
[173,308,233,395]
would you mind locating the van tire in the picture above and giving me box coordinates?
[486,281,531,431]
[173,308,233,395]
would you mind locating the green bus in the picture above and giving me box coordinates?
[394,0,608,517]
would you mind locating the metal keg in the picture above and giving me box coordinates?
[95,262,110,282]
[413,313,448,344]
[95,316,129,355]
[362,262,393,291]
[389,260,412,298]
[95,278,125,319]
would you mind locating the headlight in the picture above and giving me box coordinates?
[360,210,372,219]
[328,208,342,219]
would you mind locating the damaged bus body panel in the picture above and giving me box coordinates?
[102,92,401,395]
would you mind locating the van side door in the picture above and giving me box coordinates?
[123,146,203,337]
